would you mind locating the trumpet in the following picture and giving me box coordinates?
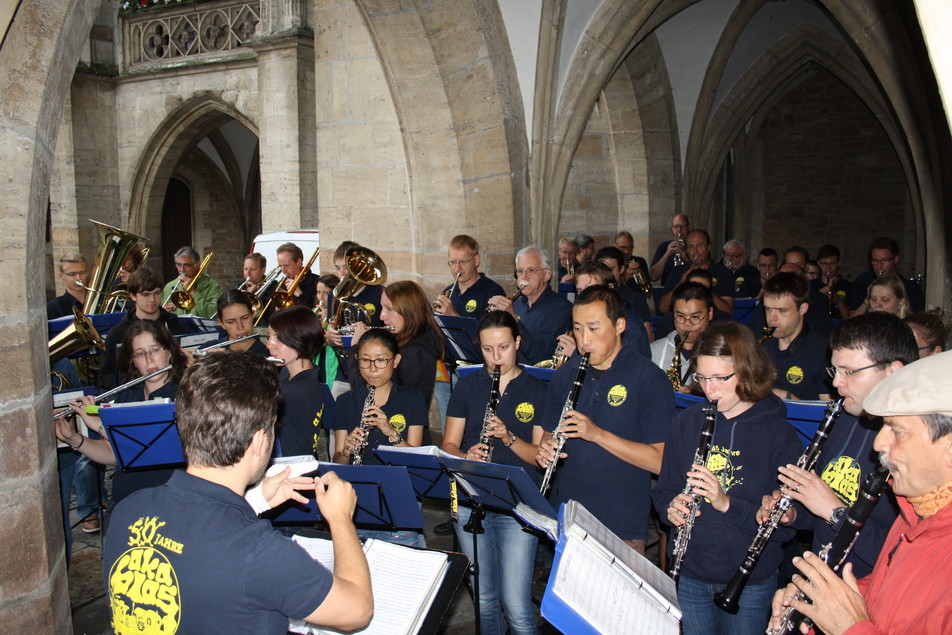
[478,367,502,462]
[433,272,462,312]
[672,236,686,267]
[540,353,590,495]
[351,385,376,465]
[171,252,214,312]
[53,364,173,421]
[191,334,259,358]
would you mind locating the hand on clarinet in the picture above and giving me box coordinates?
[776,464,843,521]
[757,490,798,525]
[685,463,730,512]
[666,492,698,527]
[465,442,491,462]
[557,409,601,443]
[768,553,868,635]
[535,431,564,468]
[343,427,368,458]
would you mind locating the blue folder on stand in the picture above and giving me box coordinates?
[98,401,183,471]
[435,314,481,364]
[457,363,555,383]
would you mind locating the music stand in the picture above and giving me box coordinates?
[266,463,424,531]
[457,363,555,383]
[784,400,829,446]
[98,401,184,471]
[434,314,481,363]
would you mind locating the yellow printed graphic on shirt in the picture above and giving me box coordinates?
[108,515,182,634]
[364,303,376,317]
[786,366,804,385]
[389,413,407,433]
[707,445,744,492]
[607,385,627,406]
[515,402,535,423]
[465,299,477,313]
[821,455,861,505]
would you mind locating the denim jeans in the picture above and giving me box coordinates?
[454,506,538,635]
[358,527,426,548]
[677,573,777,635]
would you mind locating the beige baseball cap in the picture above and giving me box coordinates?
[864,350,952,417]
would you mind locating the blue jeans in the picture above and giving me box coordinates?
[454,506,538,635]
[678,573,776,635]
[358,527,426,548]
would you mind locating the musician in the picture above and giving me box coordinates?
[650,282,714,385]
[905,311,949,358]
[652,321,802,633]
[98,267,187,389]
[565,260,650,358]
[722,239,760,298]
[759,313,915,579]
[850,273,909,318]
[101,352,373,633]
[324,241,384,351]
[56,321,189,511]
[47,251,89,319]
[433,234,504,317]
[266,306,328,460]
[760,271,832,401]
[848,236,925,313]
[653,269,732,339]
[556,235,580,284]
[241,252,267,292]
[333,329,427,546]
[213,290,269,355]
[537,286,673,552]
[782,246,809,271]
[116,242,146,286]
[747,263,833,341]
[442,311,548,635]
[612,230,649,284]
[658,229,735,315]
[314,273,339,322]
[753,248,780,299]
[650,213,691,282]
[276,242,318,309]
[162,246,222,318]
[814,244,852,318]
[576,234,595,264]
[768,351,952,635]
[595,245,652,331]
[489,246,572,365]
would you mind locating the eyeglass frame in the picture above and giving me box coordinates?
[825,362,886,379]
[692,372,736,384]
[132,347,168,361]
[357,356,395,369]
[514,267,549,277]
[674,313,705,325]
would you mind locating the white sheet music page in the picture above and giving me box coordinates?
[551,534,679,635]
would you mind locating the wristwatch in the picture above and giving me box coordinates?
[504,432,517,447]
[827,506,848,527]
[388,431,402,444]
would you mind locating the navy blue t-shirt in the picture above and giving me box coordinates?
[541,344,674,540]
[514,288,572,365]
[335,382,428,466]
[104,470,333,633]
[442,273,504,317]
[277,367,326,459]
[763,326,831,400]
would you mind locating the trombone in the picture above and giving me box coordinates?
[271,247,320,310]
[170,252,215,312]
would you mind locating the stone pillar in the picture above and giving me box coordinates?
[252,0,316,232]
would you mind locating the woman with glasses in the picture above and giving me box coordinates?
[266,306,328,460]
[54,321,189,511]
[905,311,949,358]
[652,321,802,634]
[441,310,548,635]
[333,329,427,545]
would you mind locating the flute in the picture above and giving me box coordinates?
[53,365,173,421]
[714,397,845,613]
[191,334,259,357]
[768,466,889,634]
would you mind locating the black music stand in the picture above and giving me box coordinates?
[99,401,184,471]
[434,314,481,363]
[265,463,424,531]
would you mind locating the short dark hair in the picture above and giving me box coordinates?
[758,248,778,260]
[816,244,840,260]
[117,320,189,384]
[763,271,810,307]
[784,246,809,262]
[694,321,776,402]
[317,274,340,290]
[869,236,899,257]
[177,352,282,468]
[594,246,626,271]
[687,229,711,245]
[334,241,360,261]
[478,310,520,341]
[216,288,254,316]
[244,252,267,269]
[574,285,624,325]
[904,312,949,352]
[128,266,164,295]
[276,242,303,262]
[685,268,714,287]
[830,312,918,366]
[449,235,479,253]
[268,305,324,359]
[356,327,400,357]
[575,261,615,287]
[673,281,713,309]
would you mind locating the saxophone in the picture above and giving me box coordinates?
[669,400,718,582]
[477,367,502,462]
[350,385,376,465]
[540,353,590,495]
[667,332,686,391]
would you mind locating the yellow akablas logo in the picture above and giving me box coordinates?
[607,384,627,406]
[108,516,182,634]
[786,366,804,385]
[515,402,535,423]
[465,299,477,313]
[821,455,862,505]
[389,413,407,433]
[708,445,744,492]
[836,290,847,299]
[364,303,377,317]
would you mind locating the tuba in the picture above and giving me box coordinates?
[82,220,148,315]
[49,306,106,364]
[331,247,387,328]
[171,252,214,312]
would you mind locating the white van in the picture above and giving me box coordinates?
[249,229,320,273]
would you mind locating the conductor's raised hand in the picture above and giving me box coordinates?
[314,471,357,525]
[261,466,315,509]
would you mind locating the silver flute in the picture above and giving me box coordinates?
[191,334,259,357]
[669,400,718,582]
[53,365,173,421]
[478,366,501,462]
[350,385,376,465]
[540,353,590,495]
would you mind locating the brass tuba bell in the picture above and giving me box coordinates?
[331,246,387,328]
[49,306,105,364]
[82,220,148,315]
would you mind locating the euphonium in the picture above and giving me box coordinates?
[666,332,686,391]
[714,398,845,613]
[478,367,501,462]
[82,220,148,315]
[540,353,590,495]
[331,247,387,328]
[433,272,462,312]
[271,248,320,311]
[758,326,777,344]
[351,385,376,465]
[669,400,718,582]
[171,252,214,312]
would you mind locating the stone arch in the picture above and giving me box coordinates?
[127,94,259,278]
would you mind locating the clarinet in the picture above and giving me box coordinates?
[540,353,590,495]
[350,385,376,465]
[714,397,845,613]
[478,367,501,462]
[769,466,890,634]
[669,400,719,582]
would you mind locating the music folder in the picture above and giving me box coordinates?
[434,314,480,363]
[266,462,424,531]
[98,401,184,471]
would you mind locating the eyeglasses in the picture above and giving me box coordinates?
[692,372,735,384]
[357,357,394,369]
[826,362,886,379]
[132,347,167,361]
[62,270,88,277]
[175,261,197,268]
[869,257,894,266]
[447,258,475,267]
[674,314,705,325]
[515,267,547,276]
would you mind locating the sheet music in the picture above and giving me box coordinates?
[290,537,449,635]
[551,535,679,635]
